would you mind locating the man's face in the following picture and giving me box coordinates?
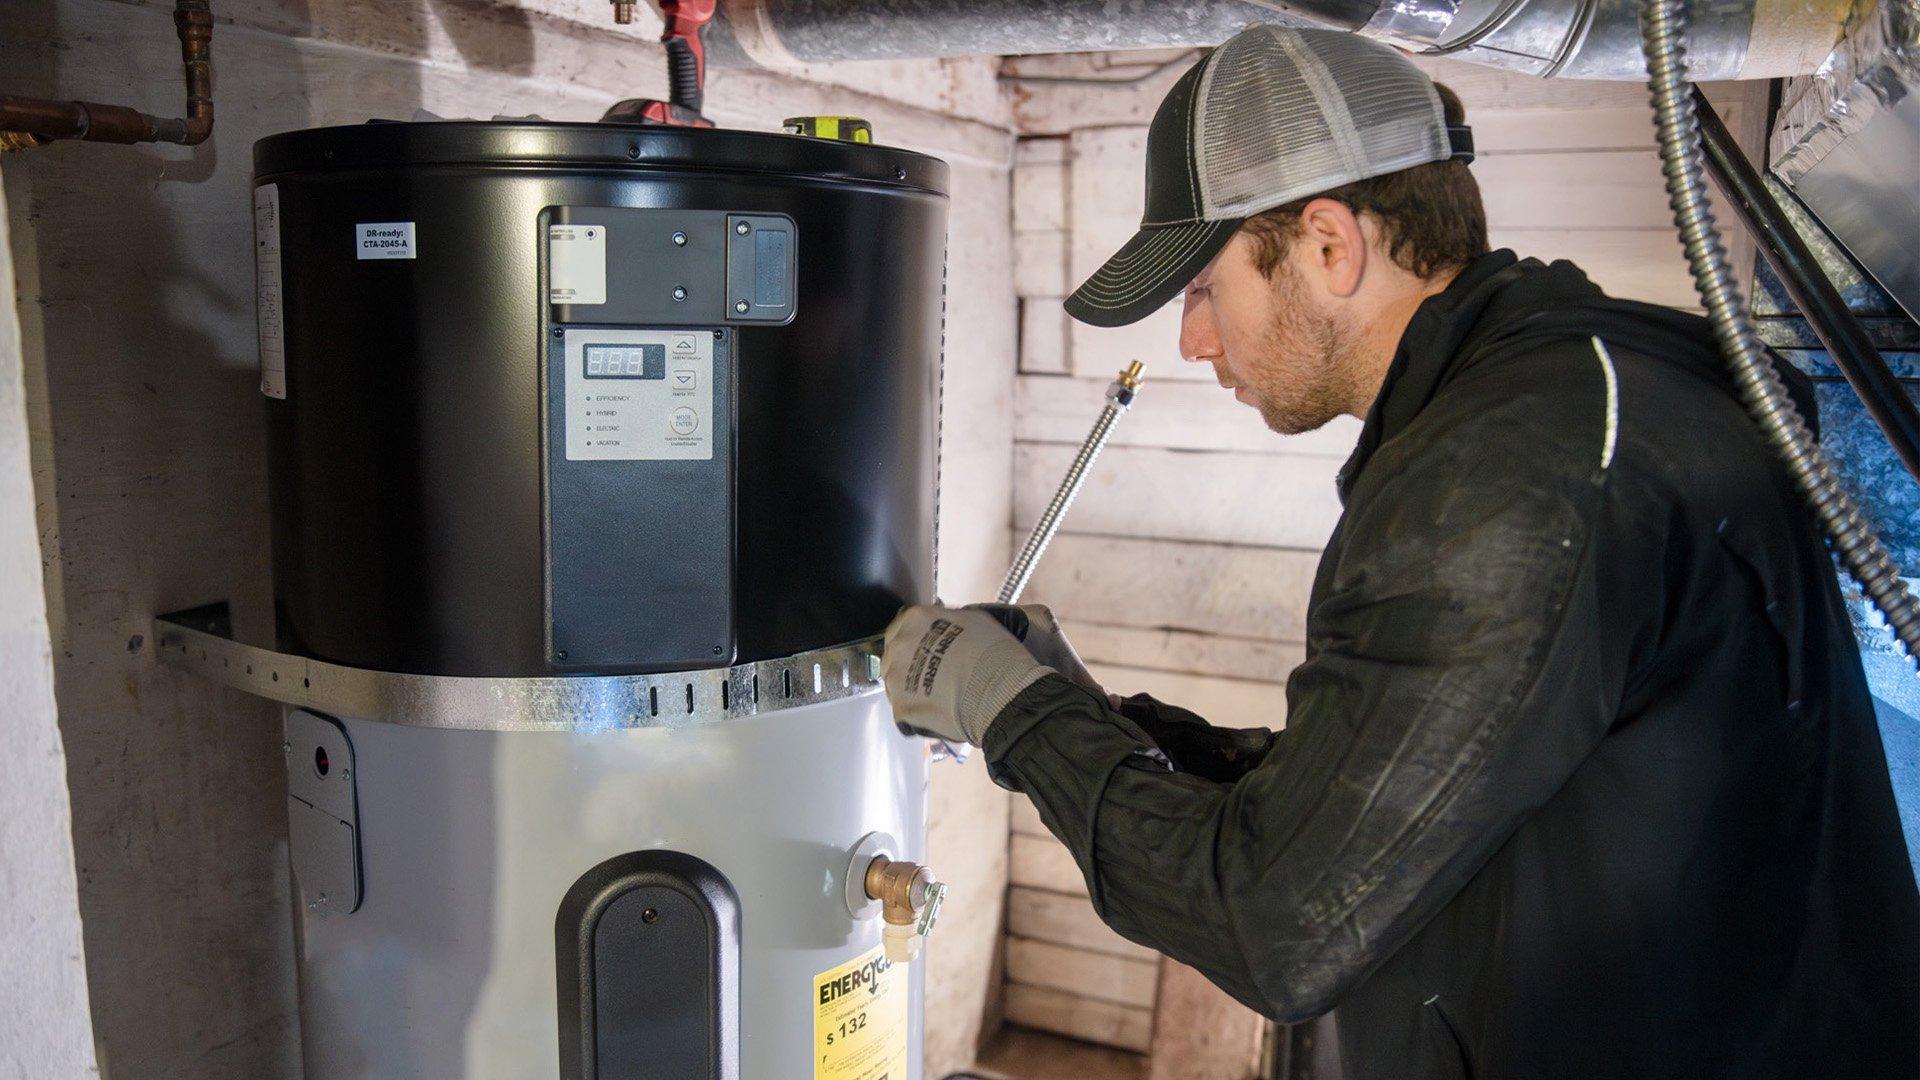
[1179,231,1358,435]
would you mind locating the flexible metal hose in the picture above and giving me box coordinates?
[1639,0,1920,668]
[999,362,1144,604]
[999,404,1125,604]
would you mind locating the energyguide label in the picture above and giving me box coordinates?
[813,945,908,1080]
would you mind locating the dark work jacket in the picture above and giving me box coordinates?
[984,251,1920,1080]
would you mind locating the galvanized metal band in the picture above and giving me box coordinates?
[153,614,884,732]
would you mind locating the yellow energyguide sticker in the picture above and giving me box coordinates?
[813,944,908,1079]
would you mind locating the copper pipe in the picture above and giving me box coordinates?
[0,0,212,148]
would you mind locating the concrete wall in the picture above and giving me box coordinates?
[0,169,101,1080]
[1,2,1015,1076]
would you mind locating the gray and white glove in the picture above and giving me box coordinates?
[882,603,1052,746]
[970,603,1103,697]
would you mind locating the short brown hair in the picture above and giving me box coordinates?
[1241,83,1487,281]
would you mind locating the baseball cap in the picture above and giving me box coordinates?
[1064,25,1476,328]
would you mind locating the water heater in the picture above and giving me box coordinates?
[160,119,948,1079]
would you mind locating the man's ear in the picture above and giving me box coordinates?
[1295,197,1367,300]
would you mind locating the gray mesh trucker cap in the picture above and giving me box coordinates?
[1064,25,1474,328]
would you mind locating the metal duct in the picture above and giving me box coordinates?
[708,0,1854,81]
[1769,0,1920,322]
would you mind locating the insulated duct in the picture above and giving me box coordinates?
[708,0,1854,81]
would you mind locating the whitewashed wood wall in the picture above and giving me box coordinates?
[1000,49,1767,1054]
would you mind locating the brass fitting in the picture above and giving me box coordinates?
[0,131,47,153]
[611,0,636,24]
[864,855,948,962]
[865,855,934,926]
[1117,360,1145,392]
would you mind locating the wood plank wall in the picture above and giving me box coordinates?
[1002,50,1767,1055]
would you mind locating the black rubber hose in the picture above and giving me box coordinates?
[1689,85,1920,487]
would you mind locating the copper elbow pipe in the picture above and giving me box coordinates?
[0,0,213,148]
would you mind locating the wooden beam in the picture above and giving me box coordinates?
[1021,533,1323,642]
[1016,375,1360,458]
[1013,444,1345,552]
[1006,983,1156,1053]
[1008,886,1159,962]
[1007,936,1161,1009]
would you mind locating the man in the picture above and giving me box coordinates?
[884,25,1918,1080]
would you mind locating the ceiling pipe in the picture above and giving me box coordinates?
[0,0,212,150]
[703,0,1854,81]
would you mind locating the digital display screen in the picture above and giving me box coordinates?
[584,343,666,380]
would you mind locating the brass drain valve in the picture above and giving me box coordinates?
[864,855,948,962]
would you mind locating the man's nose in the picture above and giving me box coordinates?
[1179,291,1220,365]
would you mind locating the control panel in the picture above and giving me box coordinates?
[562,329,714,462]
[545,324,733,674]
[541,204,791,674]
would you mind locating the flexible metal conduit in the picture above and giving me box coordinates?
[999,362,1143,604]
[1640,0,1920,668]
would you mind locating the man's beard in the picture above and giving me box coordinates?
[1247,269,1357,436]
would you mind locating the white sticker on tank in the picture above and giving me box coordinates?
[355,221,415,260]
[254,184,287,399]
[548,224,607,305]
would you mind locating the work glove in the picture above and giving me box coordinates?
[882,603,1053,746]
[971,603,1104,698]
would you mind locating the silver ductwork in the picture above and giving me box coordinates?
[1770,0,1920,321]
[709,0,1857,81]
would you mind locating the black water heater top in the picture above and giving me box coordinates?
[254,121,947,677]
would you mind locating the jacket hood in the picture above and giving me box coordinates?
[1337,249,1811,499]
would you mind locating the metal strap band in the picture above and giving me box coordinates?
[153,610,884,732]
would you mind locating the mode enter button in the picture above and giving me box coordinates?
[670,407,700,435]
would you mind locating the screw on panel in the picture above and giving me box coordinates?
[672,231,687,246]
[734,300,749,314]
[894,166,907,180]
[553,327,564,337]
[672,285,688,301]
[626,144,640,160]
[735,221,750,235]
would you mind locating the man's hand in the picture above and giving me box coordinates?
[882,604,1053,746]
[972,603,1104,697]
